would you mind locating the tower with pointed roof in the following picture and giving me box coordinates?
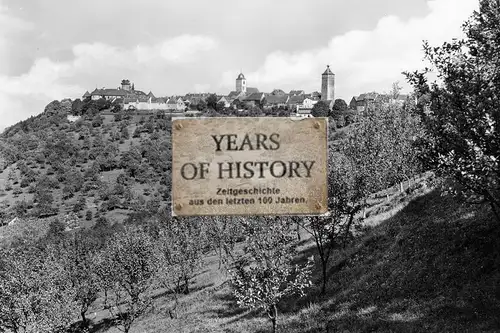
[236,72,247,93]
[321,65,335,101]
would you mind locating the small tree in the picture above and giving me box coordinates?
[4,179,12,191]
[206,94,218,111]
[12,187,22,197]
[58,232,101,329]
[229,218,312,333]
[97,226,160,333]
[121,126,129,140]
[298,152,366,294]
[0,245,77,333]
[196,99,207,111]
[311,100,330,117]
[8,168,18,185]
[330,99,348,127]
[156,217,204,296]
[216,101,226,113]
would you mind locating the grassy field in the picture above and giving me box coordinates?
[74,176,500,333]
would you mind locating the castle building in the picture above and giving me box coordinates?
[236,72,247,93]
[121,79,131,91]
[321,65,335,101]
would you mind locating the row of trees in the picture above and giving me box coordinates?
[0,216,206,333]
[0,213,317,333]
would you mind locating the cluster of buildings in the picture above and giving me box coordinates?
[82,79,187,112]
[349,92,409,112]
[82,66,409,116]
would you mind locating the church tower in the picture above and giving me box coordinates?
[321,65,335,101]
[236,72,247,93]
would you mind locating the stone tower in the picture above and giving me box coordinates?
[121,79,131,91]
[321,65,335,101]
[236,72,247,93]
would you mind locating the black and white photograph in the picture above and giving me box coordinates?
[0,0,499,332]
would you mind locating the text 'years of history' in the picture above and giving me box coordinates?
[171,117,328,216]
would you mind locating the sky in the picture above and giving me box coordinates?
[0,0,479,132]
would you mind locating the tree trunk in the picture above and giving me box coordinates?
[81,310,88,328]
[169,292,179,319]
[362,198,367,219]
[296,222,301,241]
[268,304,278,333]
[103,289,109,308]
[184,276,190,294]
[400,181,404,193]
[321,260,327,294]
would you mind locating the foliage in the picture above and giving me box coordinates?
[229,218,313,333]
[206,94,218,111]
[155,217,205,297]
[202,216,245,269]
[58,232,101,328]
[311,100,330,118]
[405,0,500,220]
[0,245,77,333]
[340,101,422,199]
[96,225,160,333]
[331,99,348,127]
[298,152,366,294]
[196,99,207,111]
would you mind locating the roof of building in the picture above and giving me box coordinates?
[287,95,306,104]
[322,65,334,76]
[185,93,210,99]
[228,91,244,99]
[147,91,155,98]
[132,90,146,96]
[265,95,289,104]
[167,97,185,104]
[123,97,137,104]
[90,89,128,97]
[271,89,286,96]
[245,92,265,102]
[355,92,379,102]
[246,87,260,94]
[82,91,90,97]
[236,73,246,80]
[187,97,206,105]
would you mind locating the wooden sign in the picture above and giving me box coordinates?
[171,117,328,216]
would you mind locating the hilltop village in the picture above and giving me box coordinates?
[81,66,410,117]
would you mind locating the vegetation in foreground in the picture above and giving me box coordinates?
[100,187,499,333]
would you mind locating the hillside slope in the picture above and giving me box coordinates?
[279,189,500,333]
[90,189,500,333]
